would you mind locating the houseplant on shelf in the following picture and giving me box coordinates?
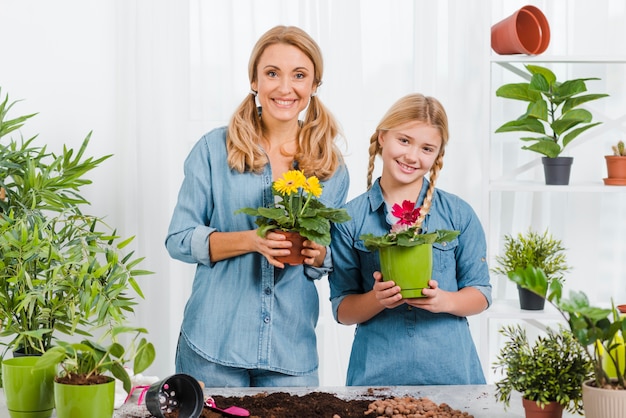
[235,169,350,264]
[604,139,626,185]
[34,325,156,418]
[492,228,570,310]
[493,324,592,417]
[495,64,609,185]
[360,200,459,298]
[509,266,626,418]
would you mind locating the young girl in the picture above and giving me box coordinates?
[329,93,491,386]
[166,26,349,387]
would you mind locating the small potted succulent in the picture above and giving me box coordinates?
[604,140,626,185]
[495,64,609,185]
[493,324,592,417]
[492,229,570,310]
[509,266,626,418]
[235,169,351,264]
[360,200,459,298]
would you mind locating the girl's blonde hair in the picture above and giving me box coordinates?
[366,93,449,228]
[226,25,343,180]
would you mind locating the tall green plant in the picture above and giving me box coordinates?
[0,89,152,363]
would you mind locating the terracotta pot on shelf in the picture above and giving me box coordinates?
[521,398,563,418]
[604,155,626,185]
[491,5,550,55]
[275,230,307,266]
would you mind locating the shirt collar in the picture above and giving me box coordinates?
[367,177,431,213]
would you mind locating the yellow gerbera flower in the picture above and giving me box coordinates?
[273,170,306,195]
[304,175,322,198]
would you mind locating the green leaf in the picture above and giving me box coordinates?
[495,118,545,134]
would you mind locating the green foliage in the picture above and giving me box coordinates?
[0,89,153,375]
[235,170,351,246]
[492,229,570,286]
[34,326,156,393]
[360,229,459,250]
[495,64,608,158]
[493,324,592,414]
[612,140,625,156]
[509,266,626,390]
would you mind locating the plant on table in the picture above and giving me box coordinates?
[493,324,592,415]
[235,169,350,246]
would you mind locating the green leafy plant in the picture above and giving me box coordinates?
[495,64,609,158]
[493,324,592,414]
[492,229,570,286]
[0,89,152,364]
[612,140,625,156]
[509,265,626,390]
[235,169,351,246]
[34,325,156,393]
[360,200,459,250]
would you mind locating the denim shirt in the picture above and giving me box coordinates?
[329,178,491,386]
[165,127,349,375]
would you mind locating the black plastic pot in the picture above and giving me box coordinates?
[145,373,204,418]
[542,156,573,185]
[517,285,546,311]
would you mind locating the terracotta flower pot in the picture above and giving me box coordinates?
[275,230,307,266]
[491,5,550,55]
[379,243,432,298]
[522,398,563,418]
[604,155,626,185]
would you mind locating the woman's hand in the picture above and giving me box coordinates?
[302,239,326,267]
[253,230,293,268]
[373,271,404,309]
[405,280,450,313]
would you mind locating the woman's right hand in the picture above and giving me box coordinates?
[372,271,404,309]
[253,229,293,268]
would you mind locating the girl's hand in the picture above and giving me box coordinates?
[373,271,404,309]
[405,279,451,313]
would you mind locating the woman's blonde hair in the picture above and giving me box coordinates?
[366,93,449,228]
[226,25,343,180]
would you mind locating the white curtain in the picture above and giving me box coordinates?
[2,0,625,386]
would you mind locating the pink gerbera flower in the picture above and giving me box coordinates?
[391,200,421,226]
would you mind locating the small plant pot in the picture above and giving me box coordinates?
[542,157,573,185]
[54,377,116,418]
[145,373,204,418]
[517,285,546,311]
[522,397,564,418]
[604,155,626,185]
[491,5,550,55]
[1,356,55,418]
[275,230,307,265]
[379,244,432,298]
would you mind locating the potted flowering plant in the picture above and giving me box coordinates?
[236,169,350,263]
[360,200,459,298]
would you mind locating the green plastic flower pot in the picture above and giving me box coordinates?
[1,356,55,418]
[380,243,432,298]
[54,377,115,418]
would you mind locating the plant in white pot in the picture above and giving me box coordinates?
[495,64,609,185]
[492,229,570,310]
[493,324,592,417]
[510,266,626,418]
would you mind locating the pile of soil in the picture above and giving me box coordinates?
[162,391,473,418]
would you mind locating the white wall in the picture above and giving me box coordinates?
[1,0,625,386]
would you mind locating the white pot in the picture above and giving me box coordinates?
[582,379,626,418]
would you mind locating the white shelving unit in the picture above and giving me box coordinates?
[480,54,626,382]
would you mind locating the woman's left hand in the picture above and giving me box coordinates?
[302,240,326,267]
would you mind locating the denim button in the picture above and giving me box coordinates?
[264,316,270,323]
[264,287,272,295]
